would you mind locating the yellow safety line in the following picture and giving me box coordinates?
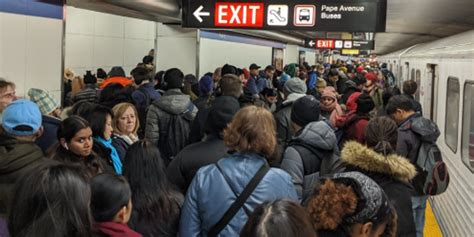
[424,200,443,237]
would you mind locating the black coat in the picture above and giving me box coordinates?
[36,115,60,154]
[166,135,229,193]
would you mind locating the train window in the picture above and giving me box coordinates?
[461,81,474,172]
[445,77,460,153]
[415,69,421,101]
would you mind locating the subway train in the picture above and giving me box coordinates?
[380,30,474,236]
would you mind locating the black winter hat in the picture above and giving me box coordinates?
[83,70,97,84]
[356,93,375,114]
[108,66,126,78]
[221,64,238,76]
[205,96,241,135]
[291,95,321,127]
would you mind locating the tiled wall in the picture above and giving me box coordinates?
[65,6,156,77]
[0,12,63,100]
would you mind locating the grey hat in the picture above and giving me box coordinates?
[284,77,307,94]
[322,171,391,224]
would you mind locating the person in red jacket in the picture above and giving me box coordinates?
[100,67,133,89]
[90,173,142,237]
[340,93,375,145]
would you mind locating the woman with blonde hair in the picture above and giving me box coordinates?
[180,106,297,237]
[112,102,140,161]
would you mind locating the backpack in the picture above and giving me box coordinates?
[135,87,154,138]
[415,141,449,195]
[157,102,195,164]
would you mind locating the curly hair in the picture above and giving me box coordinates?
[223,105,277,160]
[307,180,358,230]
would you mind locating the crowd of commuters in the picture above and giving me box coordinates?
[0,56,440,237]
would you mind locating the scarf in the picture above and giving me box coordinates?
[97,136,122,174]
[93,222,142,237]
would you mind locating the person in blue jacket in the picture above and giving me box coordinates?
[246,63,267,96]
[179,106,298,237]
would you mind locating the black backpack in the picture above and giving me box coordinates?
[414,140,449,195]
[157,102,195,164]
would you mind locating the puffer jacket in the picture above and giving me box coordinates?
[0,134,52,217]
[396,113,440,195]
[280,121,344,202]
[342,141,417,237]
[274,93,306,146]
[145,89,198,161]
[180,152,298,237]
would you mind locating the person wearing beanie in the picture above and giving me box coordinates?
[364,72,384,110]
[100,66,133,89]
[167,95,240,193]
[193,75,213,111]
[320,87,344,128]
[28,88,62,153]
[0,100,53,217]
[280,95,343,202]
[188,74,243,145]
[73,71,99,104]
[145,68,199,163]
[337,93,375,145]
[274,77,307,146]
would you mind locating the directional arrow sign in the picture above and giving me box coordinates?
[308,40,315,47]
[305,38,375,50]
[193,5,210,23]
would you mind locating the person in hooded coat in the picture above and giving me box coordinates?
[166,96,240,193]
[280,95,344,203]
[341,117,417,237]
[320,87,343,128]
[274,77,307,146]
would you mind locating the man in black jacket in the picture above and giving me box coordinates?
[166,96,240,193]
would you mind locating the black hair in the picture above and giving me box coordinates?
[385,95,415,115]
[131,66,152,85]
[328,68,339,77]
[221,64,238,76]
[8,163,93,237]
[356,94,375,115]
[99,83,134,109]
[83,71,97,84]
[142,55,154,64]
[154,70,165,90]
[123,141,183,236]
[365,117,399,156]
[50,115,103,178]
[382,90,394,108]
[87,105,113,139]
[96,68,108,79]
[90,173,131,222]
[261,87,277,97]
[241,200,316,237]
[164,68,184,90]
[70,101,97,120]
[265,65,275,72]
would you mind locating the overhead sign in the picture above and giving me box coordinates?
[182,0,387,32]
[305,38,375,50]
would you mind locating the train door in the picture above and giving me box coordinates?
[424,64,438,122]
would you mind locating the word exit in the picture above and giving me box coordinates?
[215,2,264,27]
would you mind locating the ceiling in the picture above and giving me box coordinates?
[67,0,474,55]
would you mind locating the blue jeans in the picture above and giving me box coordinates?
[412,196,428,237]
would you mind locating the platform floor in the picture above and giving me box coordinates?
[424,200,443,237]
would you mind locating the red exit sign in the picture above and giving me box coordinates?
[317,39,335,49]
[215,2,264,27]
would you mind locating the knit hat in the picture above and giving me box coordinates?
[28,88,60,115]
[97,68,108,79]
[221,64,238,76]
[356,66,365,73]
[322,171,391,224]
[284,64,297,78]
[2,99,42,136]
[108,66,126,78]
[284,77,307,95]
[205,96,241,135]
[321,87,337,101]
[199,75,214,95]
[84,70,97,84]
[291,95,321,127]
[356,93,375,114]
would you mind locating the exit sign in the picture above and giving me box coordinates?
[214,2,264,27]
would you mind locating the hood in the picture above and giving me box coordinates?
[292,121,336,151]
[341,141,416,182]
[410,116,440,142]
[155,89,192,114]
[0,135,44,173]
[283,93,306,105]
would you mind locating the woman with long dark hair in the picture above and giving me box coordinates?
[49,115,104,178]
[123,141,183,237]
[8,163,93,237]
